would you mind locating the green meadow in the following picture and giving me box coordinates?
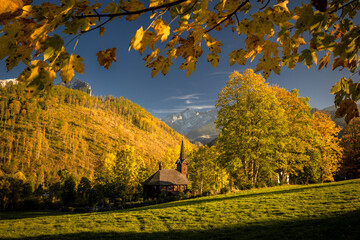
[1,179,360,240]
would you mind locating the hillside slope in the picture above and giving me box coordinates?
[1,179,359,239]
[0,84,193,184]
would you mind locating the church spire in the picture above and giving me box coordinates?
[180,138,185,160]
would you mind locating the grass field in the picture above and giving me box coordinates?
[1,179,360,239]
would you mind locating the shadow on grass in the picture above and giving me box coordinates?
[3,209,360,240]
[0,211,76,220]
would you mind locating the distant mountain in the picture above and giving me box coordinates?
[163,109,220,145]
[59,78,92,95]
[0,78,18,88]
[163,104,358,145]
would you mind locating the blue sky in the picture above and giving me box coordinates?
[0,1,355,119]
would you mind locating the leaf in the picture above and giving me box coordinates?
[96,48,117,69]
[207,53,219,68]
[152,19,170,43]
[330,81,341,94]
[332,57,345,70]
[299,49,313,68]
[60,54,84,83]
[335,99,360,124]
[20,60,56,97]
[99,26,106,37]
[0,0,31,24]
[70,54,84,74]
[41,34,64,61]
[102,2,122,17]
[229,49,246,66]
[146,55,166,77]
[179,56,197,77]
[318,52,331,70]
[129,27,144,52]
[123,0,144,21]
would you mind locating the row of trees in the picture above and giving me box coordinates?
[0,146,154,211]
[188,69,358,194]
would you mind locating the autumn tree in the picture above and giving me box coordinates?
[216,69,343,187]
[339,117,360,179]
[216,69,286,186]
[272,86,316,184]
[311,111,343,182]
[188,145,227,194]
[1,0,359,122]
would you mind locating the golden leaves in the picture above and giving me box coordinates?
[318,52,331,70]
[123,0,144,21]
[179,56,197,77]
[129,27,144,52]
[255,56,281,78]
[0,0,31,24]
[60,54,84,83]
[152,19,170,42]
[207,53,219,68]
[17,60,56,97]
[335,99,360,124]
[96,48,117,69]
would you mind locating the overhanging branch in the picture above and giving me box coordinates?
[75,0,188,19]
[205,0,250,33]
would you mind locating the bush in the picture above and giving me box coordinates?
[220,187,230,194]
[238,180,253,190]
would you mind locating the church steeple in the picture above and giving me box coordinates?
[176,139,188,177]
[180,138,185,160]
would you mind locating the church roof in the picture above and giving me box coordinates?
[143,169,189,186]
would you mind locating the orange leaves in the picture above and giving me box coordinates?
[335,99,360,124]
[318,52,331,70]
[0,0,31,24]
[96,48,117,69]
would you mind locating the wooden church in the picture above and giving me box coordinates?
[143,140,189,198]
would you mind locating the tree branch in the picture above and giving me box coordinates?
[260,0,271,10]
[329,0,359,14]
[75,0,187,19]
[81,17,114,34]
[205,0,250,33]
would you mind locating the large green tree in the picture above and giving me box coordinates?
[216,69,343,186]
[216,69,286,185]
[0,0,360,121]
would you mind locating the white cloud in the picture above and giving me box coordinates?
[164,93,202,101]
[152,105,215,114]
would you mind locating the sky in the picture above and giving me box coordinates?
[0,1,356,119]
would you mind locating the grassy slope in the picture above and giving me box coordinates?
[1,179,360,239]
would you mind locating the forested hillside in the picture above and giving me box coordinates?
[0,83,193,188]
